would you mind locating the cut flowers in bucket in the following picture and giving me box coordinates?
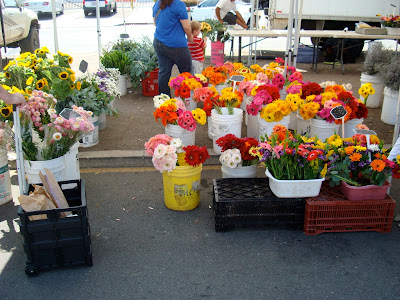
[144,134,210,172]
[216,134,259,167]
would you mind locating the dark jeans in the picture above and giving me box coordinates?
[153,37,192,96]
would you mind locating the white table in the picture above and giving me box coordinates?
[227,29,400,73]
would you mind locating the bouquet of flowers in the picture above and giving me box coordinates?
[216,134,259,167]
[202,66,229,86]
[192,86,217,116]
[246,83,280,116]
[213,87,243,115]
[298,82,371,123]
[168,72,206,99]
[153,94,207,131]
[19,90,94,161]
[0,47,78,100]
[200,21,212,35]
[326,125,395,187]
[259,99,291,122]
[381,15,400,28]
[204,19,231,43]
[251,125,327,180]
[144,134,210,172]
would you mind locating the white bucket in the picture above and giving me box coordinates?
[241,95,252,126]
[117,74,127,96]
[165,124,195,147]
[381,87,399,125]
[280,89,287,100]
[80,115,99,148]
[310,119,340,141]
[24,155,66,185]
[221,164,257,178]
[296,111,311,136]
[341,118,364,139]
[64,143,80,181]
[98,113,106,131]
[247,114,259,139]
[182,90,197,111]
[288,111,297,130]
[258,114,290,141]
[207,116,212,139]
[360,73,384,108]
[0,150,12,205]
[126,75,133,89]
[209,108,243,154]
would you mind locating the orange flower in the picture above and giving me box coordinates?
[374,153,387,160]
[344,146,355,155]
[371,159,385,172]
[349,152,362,162]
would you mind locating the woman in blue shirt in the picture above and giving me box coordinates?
[153,0,193,96]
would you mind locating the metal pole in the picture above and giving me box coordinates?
[292,0,303,68]
[51,0,59,52]
[283,0,294,78]
[96,0,102,67]
[392,87,400,146]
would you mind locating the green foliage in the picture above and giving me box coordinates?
[380,54,400,90]
[205,18,231,43]
[363,42,394,75]
[110,38,138,52]
[100,49,131,75]
[127,36,159,88]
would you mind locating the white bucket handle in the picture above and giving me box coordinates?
[208,122,234,137]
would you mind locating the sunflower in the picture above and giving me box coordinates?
[26,76,34,85]
[76,81,81,90]
[36,80,45,90]
[59,71,69,80]
[4,71,10,79]
[70,84,75,89]
[0,106,12,118]
[68,56,73,64]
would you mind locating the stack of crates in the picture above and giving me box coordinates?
[141,68,159,97]
[213,178,306,232]
[18,179,92,277]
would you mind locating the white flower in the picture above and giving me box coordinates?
[368,144,380,152]
[320,82,327,89]
[87,111,93,117]
[171,138,182,149]
[52,132,62,141]
[227,159,237,168]
[231,153,242,164]
[345,83,352,91]
[55,117,64,124]
[153,144,167,159]
[231,149,240,155]
[47,108,56,115]
[163,158,176,172]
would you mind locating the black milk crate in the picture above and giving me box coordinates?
[213,178,305,232]
[17,179,92,277]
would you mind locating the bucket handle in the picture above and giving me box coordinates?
[208,122,234,137]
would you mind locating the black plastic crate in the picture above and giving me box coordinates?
[213,178,305,232]
[18,179,92,277]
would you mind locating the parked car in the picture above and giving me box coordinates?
[1,0,40,54]
[83,0,117,17]
[24,0,64,15]
[189,0,252,25]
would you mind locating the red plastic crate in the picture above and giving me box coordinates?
[304,184,395,235]
[141,68,159,97]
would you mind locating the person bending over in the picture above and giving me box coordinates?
[215,0,248,30]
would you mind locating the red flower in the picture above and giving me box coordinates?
[393,164,400,179]
[307,150,322,161]
[216,134,243,151]
[297,145,310,156]
[354,102,368,119]
[301,82,323,99]
[183,145,210,166]
[240,137,258,161]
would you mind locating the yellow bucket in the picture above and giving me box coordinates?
[162,165,202,211]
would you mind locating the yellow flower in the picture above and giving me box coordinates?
[320,163,328,178]
[396,155,400,165]
[354,145,367,152]
[70,84,75,89]
[76,81,81,90]
[0,106,12,117]
[26,76,34,86]
[192,108,206,125]
[36,80,45,90]
[70,74,76,82]
[68,56,73,64]
[4,71,10,79]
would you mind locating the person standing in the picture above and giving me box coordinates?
[215,0,248,30]
[153,0,193,96]
[188,21,207,75]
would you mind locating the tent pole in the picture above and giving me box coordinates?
[284,0,294,78]
[292,0,303,68]
[51,0,59,52]
[96,0,102,67]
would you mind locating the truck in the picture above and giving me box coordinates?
[0,0,40,54]
[265,0,395,30]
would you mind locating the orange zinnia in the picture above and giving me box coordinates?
[345,146,355,155]
[371,159,385,172]
[349,152,362,162]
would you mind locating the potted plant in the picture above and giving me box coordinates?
[380,15,400,35]
[327,126,396,200]
[360,42,393,108]
[251,124,326,198]
[100,49,131,96]
[144,134,210,211]
[379,54,400,125]
[216,134,259,178]
[205,19,231,66]
[128,36,159,95]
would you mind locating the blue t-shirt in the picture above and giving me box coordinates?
[153,0,189,48]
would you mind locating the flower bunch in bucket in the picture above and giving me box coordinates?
[192,86,217,116]
[381,15,400,28]
[250,125,328,180]
[246,84,280,116]
[259,99,291,122]
[213,87,243,115]
[153,94,207,130]
[144,134,210,172]
[298,81,371,123]
[326,127,395,187]
[201,66,229,86]
[168,72,207,99]
[19,90,94,161]
[216,134,259,168]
